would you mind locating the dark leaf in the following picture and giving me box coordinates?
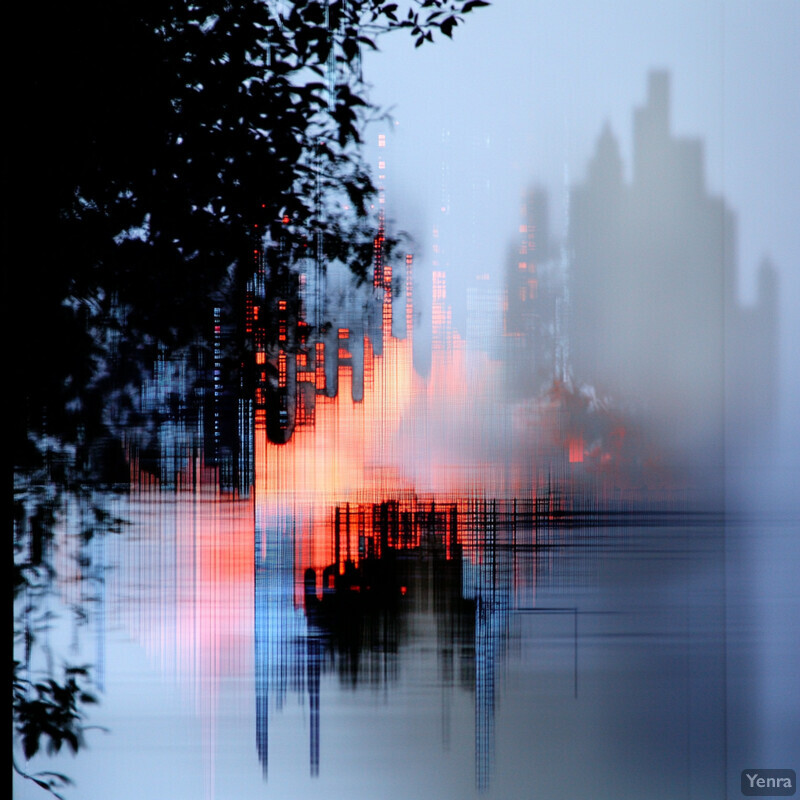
[440,16,457,37]
[23,730,40,759]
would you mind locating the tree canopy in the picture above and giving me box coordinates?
[10,3,490,792]
[8,0,490,466]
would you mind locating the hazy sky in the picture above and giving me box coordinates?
[362,0,800,499]
[361,10,799,760]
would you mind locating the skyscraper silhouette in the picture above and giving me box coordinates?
[568,71,778,503]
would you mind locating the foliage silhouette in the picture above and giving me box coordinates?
[13,664,99,760]
[10,0,490,466]
[12,661,105,800]
[9,2,489,795]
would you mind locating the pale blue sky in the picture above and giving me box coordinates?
[363,0,800,500]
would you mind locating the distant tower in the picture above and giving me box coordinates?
[501,185,563,395]
[633,70,670,187]
[505,187,548,337]
[569,71,729,504]
[726,256,780,457]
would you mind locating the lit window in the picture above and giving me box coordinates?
[278,352,287,387]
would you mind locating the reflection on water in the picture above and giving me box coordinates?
[16,475,729,799]
[248,475,727,799]
[14,214,731,798]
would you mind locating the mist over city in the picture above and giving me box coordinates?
[12,3,798,799]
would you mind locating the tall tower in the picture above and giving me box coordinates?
[569,72,728,503]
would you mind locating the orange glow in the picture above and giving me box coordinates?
[105,473,255,799]
[245,248,673,602]
[254,267,541,519]
[568,437,584,463]
[115,226,675,751]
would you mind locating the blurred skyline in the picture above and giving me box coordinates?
[362,0,799,511]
